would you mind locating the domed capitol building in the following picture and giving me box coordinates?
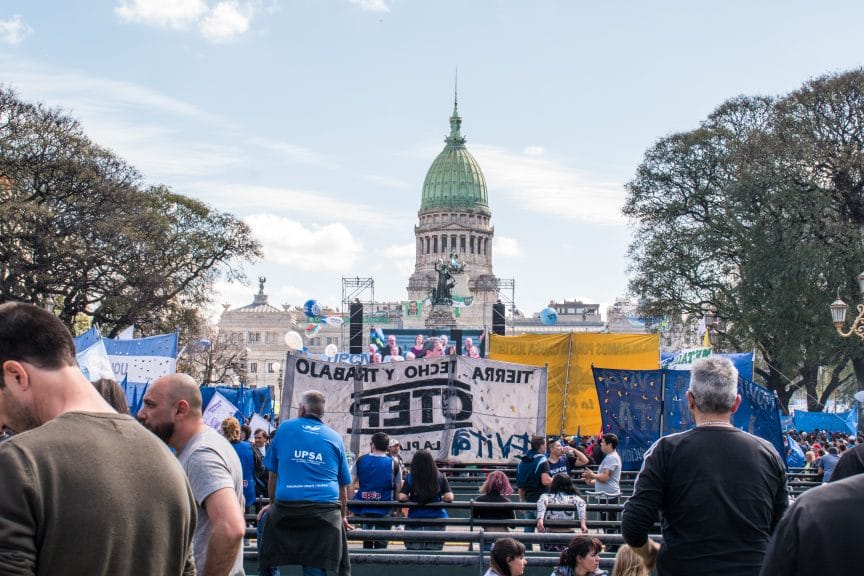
[404,97,499,330]
[220,94,618,379]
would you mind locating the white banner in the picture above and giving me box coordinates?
[662,347,711,370]
[203,391,240,430]
[249,413,274,434]
[283,355,547,464]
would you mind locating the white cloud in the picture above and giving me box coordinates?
[115,0,208,29]
[246,136,334,166]
[349,0,391,12]
[194,182,388,224]
[199,1,252,43]
[376,242,415,277]
[101,124,246,179]
[360,173,411,189]
[0,15,33,45]
[244,214,363,271]
[494,236,522,258]
[0,58,209,119]
[523,145,544,156]
[472,145,627,225]
[115,0,258,42]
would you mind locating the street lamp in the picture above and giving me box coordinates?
[702,308,721,351]
[830,272,864,339]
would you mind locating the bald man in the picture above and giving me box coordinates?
[139,374,247,576]
[0,302,196,575]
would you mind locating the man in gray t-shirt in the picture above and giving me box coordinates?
[582,433,622,532]
[179,426,246,575]
[140,374,247,576]
[582,433,622,495]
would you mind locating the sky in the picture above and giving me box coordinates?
[1,1,863,321]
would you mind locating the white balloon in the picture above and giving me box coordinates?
[325,316,344,327]
[285,330,303,351]
[325,344,338,357]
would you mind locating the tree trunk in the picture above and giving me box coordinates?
[800,363,822,412]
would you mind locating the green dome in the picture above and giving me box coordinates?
[420,103,490,214]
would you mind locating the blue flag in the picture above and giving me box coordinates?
[735,377,784,461]
[592,367,663,471]
[73,327,115,381]
[593,367,785,469]
[103,332,179,408]
[200,385,274,421]
[786,432,806,468]
[369,327,386,352]
[793,410,854,434]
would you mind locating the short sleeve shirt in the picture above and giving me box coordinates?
[264,415,351,502]
[595,450,621,495]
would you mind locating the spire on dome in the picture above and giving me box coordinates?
[447,71,466,146]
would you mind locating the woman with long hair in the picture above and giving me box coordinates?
[221,416,256,513]
[398,449,454,550]
[537,473,588,551]
[610,545,648,576]
[91,378,130,415]
[485,537,527,576]
[473,470,516,549]
[551,535,607,576]
[410,333,425,357]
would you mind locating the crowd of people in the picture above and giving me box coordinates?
[3,300,864,576]
[787,428,862,482]
[368,333,482,363]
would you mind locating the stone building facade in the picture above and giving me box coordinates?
[218,278,344,389]
[405,99,499,329]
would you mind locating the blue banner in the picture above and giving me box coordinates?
[724,352,755,382]
[661,369,695,435]
[592,367,784,470]
[593,368,664,471]
[102,332,178,409]
[786,433,806,468]
[200,385,274,421]
[793,410,856,435]
[73,326,102,352]
[736,377,784,459]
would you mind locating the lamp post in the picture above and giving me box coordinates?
[702,309,720,351]
[830,272,864,339]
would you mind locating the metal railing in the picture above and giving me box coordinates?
[246,528,660,574]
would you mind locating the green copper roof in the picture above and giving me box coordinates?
[420,101,490,214]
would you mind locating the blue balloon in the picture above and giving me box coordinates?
[303,299,321,318]
[540,307,558,325]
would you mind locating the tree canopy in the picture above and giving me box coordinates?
[0,86,262,337]
[624,69,864,412]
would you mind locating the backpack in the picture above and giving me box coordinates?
[516,453,547,488]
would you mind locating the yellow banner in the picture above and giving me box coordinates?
[490,333,659,435]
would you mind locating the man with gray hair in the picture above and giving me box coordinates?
[622,356,787,576]
[259,389,353,576]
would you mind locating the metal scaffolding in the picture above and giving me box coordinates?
[496,277,516,334]
[340,277,374,347]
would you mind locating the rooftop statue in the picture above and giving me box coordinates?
[431,250,466,305]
